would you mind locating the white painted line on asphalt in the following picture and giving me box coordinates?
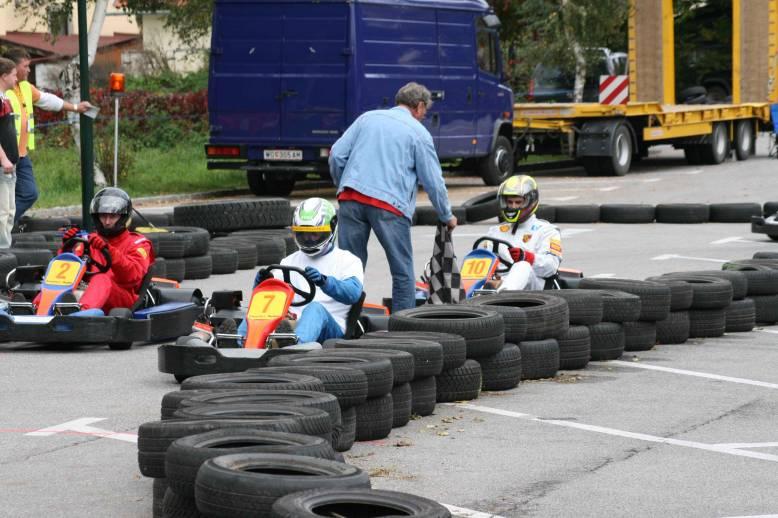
[609,361,778,390]
[714,442,778,449]
[682,169,704,175]
[642,178,662,183]
[442,504,506,518]
[560,228,593,237]
[756,329,778,335]
[651,253,728,263]
[589,273,616,278]
[711,236,752,245]
[26,418,137,443]
[598,186,620,192]
[546,196,579,202]
[454,404,778,463]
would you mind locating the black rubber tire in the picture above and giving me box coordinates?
[595,289,643,322]
[10,232,47,243]
[688,308,726,338]
[753,251,778,260]
[655,275,733,310]
[149,257,167,278]
[7,247,53,266]
[466,292,569,341]
[762,202,778,217]
[622,321,657,351]
[141,231,189,259]
[271,488,452,518]
[255,237,287,266]
[700,122,730,165]
[461,299,528,344]
[517,339,559,380]
[153,478,168,518]
[749,295,778,324]
[267,354,393,399]
[19,216,70,231]
[177,390,341,428]
[436,359,482,402]
[644,277,695,311]
[535,289,603,325]
[194,453,370,517]
[390,382,413,428]
[557,325,591,370]
[734,120,755,161]
[659,270,748,301]
[162,487,201,518]
[332,406,356,452]
[132,212,171,228]
[709,203,762,223]
[183,255,213,280]
[157,226,211,257]
[554,204,600,223]
[161,389,248,420]
[171,404,332,440]
[579,278,671,321]
[684,146,702,165]
[478,135,514,185]
[656,311,690,344]
[478,343,522,391]
[721,263,778,295]
[389,305,505,359]
[599,204,655,224]
[174,199,292,232]
[535,204,556,223]
[331,338,443,379]
[254,365,368,409]
[323,348,415,386]
[164,258,186,282]
[11,239,59,252]
[165,429,337,499]
[363,331,467,371]
[231,228,296,255]
[725,298,756,332]
[409,376,436,416]
[354,393,394,441]
[0,252,18,289]
[181,372,326,393]
[413,206,443,226]
[462,190,499,222]
[654,204,710,224]
[138,418,321,479]
[588,322,625,361]
[208,247,239,275]
[208,239,259,270]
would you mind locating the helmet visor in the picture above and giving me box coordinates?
[91,194,128,214]
[293,225,332,252]
[499,195,530,211]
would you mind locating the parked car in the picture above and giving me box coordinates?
[527,48,627,103]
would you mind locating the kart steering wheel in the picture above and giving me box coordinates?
[62,236,112,274]
[258,264,316,307]
[472,236,516,273]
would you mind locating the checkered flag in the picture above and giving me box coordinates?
[427,224,466,304]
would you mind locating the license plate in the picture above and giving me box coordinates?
[264,149,303,161]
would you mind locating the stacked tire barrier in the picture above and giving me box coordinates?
[139,372,452,517]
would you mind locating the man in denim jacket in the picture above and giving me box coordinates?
[329,82,456,312]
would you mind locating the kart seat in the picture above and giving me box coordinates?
[342,292,366,339]
[130,269,156,311]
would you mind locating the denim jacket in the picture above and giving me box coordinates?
[329,106,453,223]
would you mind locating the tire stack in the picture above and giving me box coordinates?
[265,352,396,442]
[641,278,694,344]
[387,305,507,399]
[8,231,58,269]
[137,226,213,281]
[652,276,733,338]
[722,259,778,325]
[173,199,293,271]
[578,278,672,358]
[465,293,568,381]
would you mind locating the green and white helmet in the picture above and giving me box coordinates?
[292,197,338,257]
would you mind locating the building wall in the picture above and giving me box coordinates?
[0,2,138,36]
[141,14,209,73]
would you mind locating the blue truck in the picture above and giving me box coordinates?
[205,0,515,196]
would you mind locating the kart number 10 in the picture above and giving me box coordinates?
[248,291,287,320]
[461,258,493,280]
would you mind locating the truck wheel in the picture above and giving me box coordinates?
[246,171,296,197]
[700,122,730,165]
[478,136,514,186]
[734,120,754,161]
[684,146,702,165]
[604,124,632,176]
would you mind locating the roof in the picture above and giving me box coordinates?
[215,0,491,11]
[0,32,140,60]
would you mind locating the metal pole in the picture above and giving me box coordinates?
[113,96,119,186]
[77,0,94,230]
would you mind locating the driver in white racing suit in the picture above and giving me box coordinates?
[483,175,562,291]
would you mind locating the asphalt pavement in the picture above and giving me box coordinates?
[2,139,778,517]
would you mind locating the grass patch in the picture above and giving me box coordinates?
[33,137,246,208]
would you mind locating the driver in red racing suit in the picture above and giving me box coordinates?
[56,187,154,315]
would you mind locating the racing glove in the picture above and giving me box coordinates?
[61,227,80,243]
[253,268,273,288]
[304,266,327,287]
[508,247,536,265]
[88,234,108,252]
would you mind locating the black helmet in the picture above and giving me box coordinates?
[90,187,132,238]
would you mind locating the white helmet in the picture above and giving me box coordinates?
[292,198,338,257]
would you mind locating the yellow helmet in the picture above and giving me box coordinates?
[498,175,539,224]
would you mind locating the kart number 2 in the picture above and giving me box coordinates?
[461,258,493,280]
[248,291,287,320]
[45,260,81,286]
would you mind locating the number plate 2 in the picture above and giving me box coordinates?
[44,259,83,286]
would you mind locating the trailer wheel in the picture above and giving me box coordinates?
[246,171,296,197]
[684,146,702,165]
[478,136,514,186]
[700,122,730,165]
[581,123,632,176]
[734,120,754,161]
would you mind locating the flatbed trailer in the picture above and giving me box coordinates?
[512,101,773,175]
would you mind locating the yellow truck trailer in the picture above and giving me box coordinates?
[512,0,777,176]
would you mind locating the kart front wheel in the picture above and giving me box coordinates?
[108,308,134,350]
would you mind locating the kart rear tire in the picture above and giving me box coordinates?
[108,308,134,350]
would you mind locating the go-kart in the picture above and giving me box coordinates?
[158,264,385,381]
[0,233,202,350]
[751,213,778,241]
[415,236,582,300]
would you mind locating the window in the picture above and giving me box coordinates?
[476,21,497,75]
